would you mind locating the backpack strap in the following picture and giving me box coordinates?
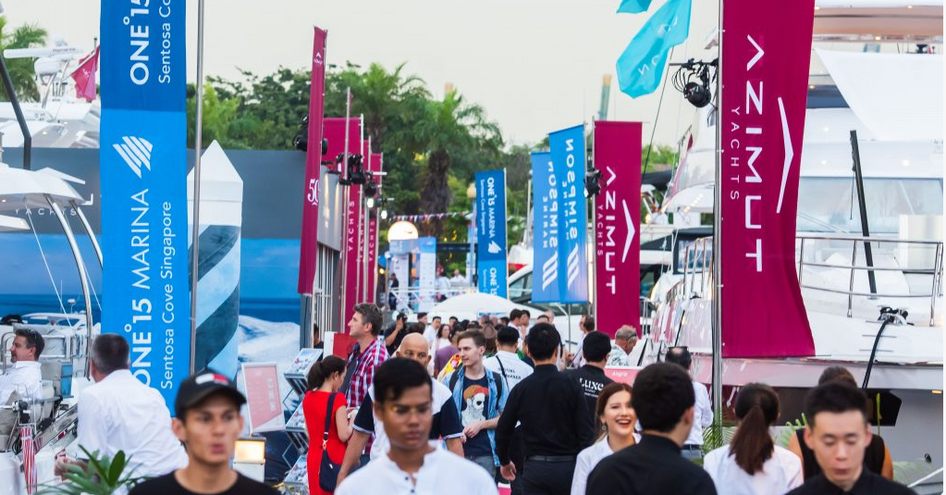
[323,392,336,449]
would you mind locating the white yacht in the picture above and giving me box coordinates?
[645,1,943,491]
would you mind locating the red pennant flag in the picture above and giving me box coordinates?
[70,46,99,102]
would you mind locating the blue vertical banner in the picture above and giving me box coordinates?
[549,125,590,303]
[475,169,508,297]
[100,2,191,412]
[530,152,561,303]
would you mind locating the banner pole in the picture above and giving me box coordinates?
[711,0,724,428]
[189,0,206,374]
[363,136,371,302]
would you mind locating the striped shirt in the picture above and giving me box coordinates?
[346,337,388,410]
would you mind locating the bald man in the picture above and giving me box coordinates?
[337,333,465,484]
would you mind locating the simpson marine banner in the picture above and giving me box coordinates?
[475,169,507,297]
[549,125,589,304]
[530,152,561,303]
[720,0,815,357]
[593,122,642,338]
[297,26,328,295]
[100,1,190,410]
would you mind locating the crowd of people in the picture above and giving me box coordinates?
[0,302,921,494]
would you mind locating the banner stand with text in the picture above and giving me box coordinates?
[475,169,508,297]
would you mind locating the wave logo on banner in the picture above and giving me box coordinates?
[113,136,153,177]
[720,0,815,358]
[475,169,507,297]
[593,121,642,337]
[100,0,191,412]
[531,152,561,303]
[549,125,589,303]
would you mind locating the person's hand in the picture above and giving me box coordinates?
[336,470,348,487]
[54,452,79,478]
[500,462,517,481]
[564,352,575,365]
[463,420,485,438]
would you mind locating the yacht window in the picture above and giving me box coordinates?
[797,178,943,234]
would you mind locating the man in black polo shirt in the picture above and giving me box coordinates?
[496,323,593,495]
[586,362,717,494]
[787,383,914,495]
[563,331,613,423]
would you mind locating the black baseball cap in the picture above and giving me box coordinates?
[175,369,246,416]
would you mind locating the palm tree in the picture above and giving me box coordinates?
[418,89,502,235]
[0,17,47,101]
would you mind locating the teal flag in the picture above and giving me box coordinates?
[617,0,652,13]
[616,0,691,98]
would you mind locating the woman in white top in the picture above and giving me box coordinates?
[703,383,802,495]
[570,382,637,495]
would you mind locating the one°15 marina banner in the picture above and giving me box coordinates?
[530,152,561,303]
[475,169,508,297]
[100,0,191,410]
[549,124,589,304]
[720,0,815,357]
[593,121,642,338]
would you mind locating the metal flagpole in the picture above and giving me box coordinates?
[362,136,371,302]
[589,122,597,322]
[189,0,206,374]
[337,89,352,331]
[711,0,725,428]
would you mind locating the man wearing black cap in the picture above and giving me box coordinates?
[130,370,278,495]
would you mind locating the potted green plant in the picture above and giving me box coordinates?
[40,446,145,495]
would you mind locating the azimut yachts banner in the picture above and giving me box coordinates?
[475,169,507,297]
[366,153,383,303]
[550,125,589,304]
[530,152,561,303]
[720,0,815,357]
[297,26,328,295]
[100,1,190,410]
[593,122,642,338]
[341,141,365,328]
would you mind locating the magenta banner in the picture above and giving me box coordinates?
[366,152,383,304]
[323,117,362,173]
[593,121,642,338]
[297,27,328,295]
[341,141,366,330]
[720,0,815,357]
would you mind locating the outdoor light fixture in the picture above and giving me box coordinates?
[293,114,308,151]
[338,153,366,185]
[363,176,379,197]
[366,197,376,209]
[672,58,717,109]
[380,209,389,220]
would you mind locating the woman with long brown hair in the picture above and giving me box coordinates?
[302,356,353,495]
[570,382,637,495]
[703,383,802,494]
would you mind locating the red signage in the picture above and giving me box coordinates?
[593,121,642,338]
[720,0,816,357]
[297,27,327,295]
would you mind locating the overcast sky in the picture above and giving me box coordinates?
[4,0,719,148]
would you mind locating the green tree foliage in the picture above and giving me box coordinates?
[0,17,48,101]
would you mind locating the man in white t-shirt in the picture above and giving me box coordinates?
[337,333,464,486]
[0,328,44,405]
[423,316,442,349]
[665,346,713,460]
[485,326,533,392]
[336,358,497,495]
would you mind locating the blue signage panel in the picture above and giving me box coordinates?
[475,169,507,297]
[100,1,191,412]
[530,152,562,303]
[549,125,589,303]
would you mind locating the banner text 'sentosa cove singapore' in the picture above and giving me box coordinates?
[476,169,507,297]
[100,0,191,411]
